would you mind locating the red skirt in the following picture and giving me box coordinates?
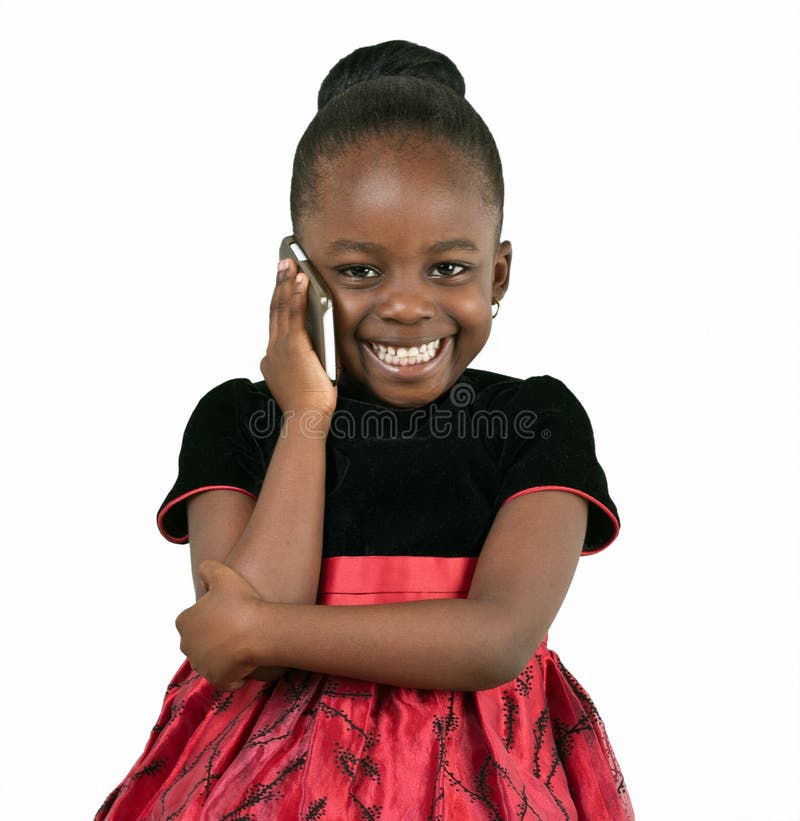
[96,557,634,820]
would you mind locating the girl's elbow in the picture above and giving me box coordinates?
[474,632,542,691]
[494,647,533,688]
[471,658,524,691]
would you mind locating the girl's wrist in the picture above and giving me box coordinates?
[245,600,283,669]
[279,407,333,439]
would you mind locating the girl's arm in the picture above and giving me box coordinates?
[177,489,588,692]
[186,410,330,603]
[189,261,333,603]
[185,414,328,682]
[182,262,334,678]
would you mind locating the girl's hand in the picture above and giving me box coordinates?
[260,258,338,419]
[175,560,266,691]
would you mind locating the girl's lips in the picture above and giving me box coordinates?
[361,335,453,378]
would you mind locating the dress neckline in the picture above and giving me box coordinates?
[334,369,475,416]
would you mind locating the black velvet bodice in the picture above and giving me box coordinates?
[158,368,619,556]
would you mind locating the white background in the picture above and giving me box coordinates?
[1,1,798,819]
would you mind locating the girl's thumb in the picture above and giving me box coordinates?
[197,559,226,590]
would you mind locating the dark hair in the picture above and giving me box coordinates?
[290,40,504,237]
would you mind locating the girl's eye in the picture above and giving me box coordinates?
[337,262,468,280]
[431,262,467,278]
[339,265,379,279]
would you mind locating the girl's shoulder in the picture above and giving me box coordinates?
[461,369,618,553]
[460,368,606,466]
[191,376,273,410]
[460,368,584,413]
[185,377,280,436]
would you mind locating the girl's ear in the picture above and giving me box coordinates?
[492,240,512,302]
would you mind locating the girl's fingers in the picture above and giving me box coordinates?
[276,259,295,337]
[271,258,311,345]
[269,257,296,343]
[287,272,309,335]
[267,261,285,345]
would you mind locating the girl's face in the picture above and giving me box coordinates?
[299,137,511,409]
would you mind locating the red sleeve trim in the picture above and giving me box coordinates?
[156,485,257,544]
[501,485,620,554]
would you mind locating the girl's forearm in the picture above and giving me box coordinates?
[250,597,537,691]
[224,412,329,604]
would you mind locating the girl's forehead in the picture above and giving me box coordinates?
[309,139,497,241]
[319,135,471,188]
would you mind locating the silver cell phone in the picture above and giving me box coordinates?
[279,235,337,384]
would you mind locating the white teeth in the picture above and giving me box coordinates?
[368,337,444,367]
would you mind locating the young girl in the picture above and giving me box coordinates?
[97,40,634,820]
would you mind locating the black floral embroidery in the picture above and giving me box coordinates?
[304,797,327,820]
[502,692,519,752]
[514,664,536,698]
[219,756,307,819]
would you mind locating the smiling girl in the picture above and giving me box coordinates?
[97,41,634,820]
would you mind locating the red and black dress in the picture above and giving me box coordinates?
[96,368,634,820]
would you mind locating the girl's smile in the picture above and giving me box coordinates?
[364,335,446,368]
[362,333,451,378]
[298,137,511,409]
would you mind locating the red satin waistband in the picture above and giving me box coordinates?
[317,556,478,605]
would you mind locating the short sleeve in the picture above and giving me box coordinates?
[156,379,279,543]
[495,376,620,554]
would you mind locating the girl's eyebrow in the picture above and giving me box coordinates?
[325,238,480,255]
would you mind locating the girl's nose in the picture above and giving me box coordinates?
[374,285,436,323]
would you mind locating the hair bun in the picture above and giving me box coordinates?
[317,40,466,110]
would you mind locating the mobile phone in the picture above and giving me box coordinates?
[279,235,337,384]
